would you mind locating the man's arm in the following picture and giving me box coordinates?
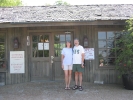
[81,53,85,68]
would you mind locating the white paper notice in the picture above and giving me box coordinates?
[10,51,25,74]
[84,48,94,60]
[38,43,43,50]
[44,43,49,50]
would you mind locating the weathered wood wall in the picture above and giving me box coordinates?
[0,25,124,85]
[0,27,30,85]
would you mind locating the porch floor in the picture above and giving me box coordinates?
[0,81,133,100]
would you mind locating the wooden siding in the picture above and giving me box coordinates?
[0,25,124,85]
[31,61,50,80]
[4,27,30,85]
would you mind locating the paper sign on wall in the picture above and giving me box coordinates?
[10,51,25,74]
[84,48,94,60]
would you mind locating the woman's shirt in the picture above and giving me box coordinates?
[61,48,73,65]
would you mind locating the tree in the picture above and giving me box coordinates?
[54,0,70,5]
[0,0,22,7]
[114,18,133,77]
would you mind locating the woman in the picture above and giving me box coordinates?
[61,41,73,90]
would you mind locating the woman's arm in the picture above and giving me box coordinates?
[61,54,64,69]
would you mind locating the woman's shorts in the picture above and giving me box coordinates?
[73,64,84,73]
[63,65,73,70]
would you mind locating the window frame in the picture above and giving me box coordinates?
[0,32,7,72]
[96,27,124,69]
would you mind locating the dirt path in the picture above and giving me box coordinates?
[0,81,133,100]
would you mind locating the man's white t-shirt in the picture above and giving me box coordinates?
[61,48,73,65]
[73,45,85,64]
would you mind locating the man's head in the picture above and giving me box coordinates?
[74,38,79,46]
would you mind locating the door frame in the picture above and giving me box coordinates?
[28,29,75,81]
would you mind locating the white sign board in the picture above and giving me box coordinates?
[44,43,49,50]
[84,48,94,60]
[10,51,25,74]
[38,43,43,50]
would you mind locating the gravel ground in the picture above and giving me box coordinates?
[0,81,133,100]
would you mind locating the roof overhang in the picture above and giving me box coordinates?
[0,20,126,28]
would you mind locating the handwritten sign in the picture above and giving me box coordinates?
[10,51,25,74]
[84,48,94,60]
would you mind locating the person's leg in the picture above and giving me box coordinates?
[79,72,83,86]
[68,70,72,89]
[64,70,69,88]
[72,64,78,90]
[68,65,72,88]
[77,64,84,91]
[75,72,79,85]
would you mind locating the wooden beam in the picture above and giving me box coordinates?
[0,20,126,28]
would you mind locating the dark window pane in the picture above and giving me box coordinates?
[54,35,59,42]
[66,34,71,41]
[38,50,43,57]
[55,50,58,57]
[0,52,5,60]
[54,49,61,57]
[32,35,38,42]
[60,35,65,41]
[107,31,115,39]
[0,43,5,51]
[44,50,49,57]
[107,49,115,57]
[54,43,59,49]
[98,32,106,39]
[99,50,107,58]
[0,35,5,42]
[32,43,38,57]
[107,40,115,48]
[58,50,61,56]
[107,58,115,66]
[98,40,106,48]
[0,61,5,68]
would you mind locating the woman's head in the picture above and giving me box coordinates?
[65,40,72,48]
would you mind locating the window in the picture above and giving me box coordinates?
[32,35,49,57]
[98,31,123,67]
[54,34,71,57]
[0,34,6,69]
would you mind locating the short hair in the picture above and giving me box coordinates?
[74,38,79,42]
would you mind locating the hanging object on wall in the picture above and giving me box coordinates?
[27,36,30,46]
[13,37,19,48]
[83,35,88,47]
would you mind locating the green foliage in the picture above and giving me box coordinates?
[0,0,22,7]
[114,18,133,77]
[54,0,70,5]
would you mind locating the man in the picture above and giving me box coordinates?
[72,38,85,91]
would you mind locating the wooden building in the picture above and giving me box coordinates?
[0,4,133,85]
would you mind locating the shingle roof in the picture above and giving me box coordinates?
[0,4,133,23]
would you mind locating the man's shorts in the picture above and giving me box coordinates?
[63,65,73,70]
[73,64,84,73]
